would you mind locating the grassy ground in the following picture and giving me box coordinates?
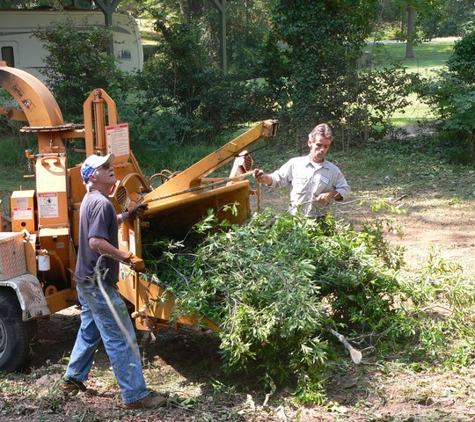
[390,93,435,126]
[137,18,160,45]
[367,39,456,126]
[371,40,456,73]
[2,137,475,421]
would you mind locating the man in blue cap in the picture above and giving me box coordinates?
[63,153,166,409]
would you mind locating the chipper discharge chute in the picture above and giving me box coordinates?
[0,62,279,371]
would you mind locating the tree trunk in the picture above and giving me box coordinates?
[405,4,415,59]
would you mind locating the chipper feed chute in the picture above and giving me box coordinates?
[141,119,279,239]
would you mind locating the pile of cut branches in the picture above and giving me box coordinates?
[148,212,475,403]
[145,210,413,403]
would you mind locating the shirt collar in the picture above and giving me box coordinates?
[306,156,328,170]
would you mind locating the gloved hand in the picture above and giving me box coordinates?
[253,169,271,186]
[253,169,264,179]
[128,253,145,272]
[128,203,148,221]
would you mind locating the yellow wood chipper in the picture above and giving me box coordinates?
[0,62,278,372]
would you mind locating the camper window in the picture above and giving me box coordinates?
[1,47,14,67]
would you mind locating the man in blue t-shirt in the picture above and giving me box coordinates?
[63,153,166,410]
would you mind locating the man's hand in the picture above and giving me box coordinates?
[254,169,271,186]
[254,169,264,179]
[128,253,145,272]
[314,191,335,206]
[129,203,148,221]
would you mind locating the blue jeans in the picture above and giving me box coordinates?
[64,281,149,404]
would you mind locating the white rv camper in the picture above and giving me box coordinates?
[0,9,143,82]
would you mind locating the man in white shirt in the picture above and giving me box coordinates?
[254,123,350,217]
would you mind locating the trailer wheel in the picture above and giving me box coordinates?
[0,288,38,372]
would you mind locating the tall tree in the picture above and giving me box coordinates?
[406,3,415,58]
[267,0,380,143]
[389,0,448,59]
[139,0,272,75]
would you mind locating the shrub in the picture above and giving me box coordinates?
[415,32,475,162]
[134,20,274,144]
[33,18,130,122]
[144,211,408,403]
[416,70,475,161]
[447,32,475,84]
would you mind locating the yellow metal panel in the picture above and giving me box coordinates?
[38,227,73,287]
[68,166,85,248]
[69,166,86,205]
[24,234,37,277]
[45,288,78,313]
[11,190,35,232]
[145,181,251,239]
[36,155,69,228]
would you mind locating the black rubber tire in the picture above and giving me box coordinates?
[0,288,38,372]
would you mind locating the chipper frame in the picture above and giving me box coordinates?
[0,62,278,372]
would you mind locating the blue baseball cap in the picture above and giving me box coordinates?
[81,153,115,183]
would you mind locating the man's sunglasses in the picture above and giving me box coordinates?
[92,163,111,177]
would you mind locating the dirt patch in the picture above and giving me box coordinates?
[7,306,475,422]
[383,197,475,277]
[345,193,475,278]
[258,183,475,278]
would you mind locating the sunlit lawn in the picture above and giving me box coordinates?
[367,40,456,125]
[390,94,436,126]
[369,40,456,72]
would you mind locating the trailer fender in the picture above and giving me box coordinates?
[0,274,51,321]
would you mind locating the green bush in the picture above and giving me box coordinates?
[144,211,408,403]
[415,32,475,162]
[134,20,274,144]
[33,18,131,122]
[447,32,475,84]
[416,70,475,162]
[331,65,417,149]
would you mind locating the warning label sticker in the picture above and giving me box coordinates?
[13,207,33,220]
[38,193,59,218]
[106,123,130,158]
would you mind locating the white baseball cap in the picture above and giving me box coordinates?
[81,153,115,183]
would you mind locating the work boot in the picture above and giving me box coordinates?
[62,377,87,395]
[123,394,168,409]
